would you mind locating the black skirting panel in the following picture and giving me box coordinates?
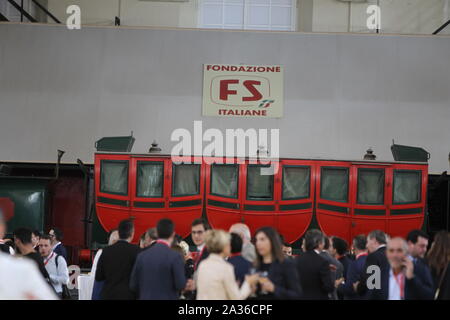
[317,203,349,214]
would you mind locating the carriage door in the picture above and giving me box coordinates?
[95,154,131,232]
[388,165,427,237]
[242,162,278,233]
[130,157,168,238]
[206,161,243,229]
[277,160,314,243]
[316,163,352,241]
[351,164,389,240]
[167,158,204,238]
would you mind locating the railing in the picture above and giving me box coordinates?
[1,0,60,24]
[433,19,450,34]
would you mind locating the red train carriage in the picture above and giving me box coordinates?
[95,153,204,242]
[95,152,427,244]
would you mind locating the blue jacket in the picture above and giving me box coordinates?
[129,242,186,300]
[228,255,252,286]
[54,243,68,262]
[338,254,367,299]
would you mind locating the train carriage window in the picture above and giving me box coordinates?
[172,164,200,197]
[320,167,349,203]
[137,161,164,197]
[393,170,421,204]
[247,165,274,201]
[211,164,238,198]
[357,169,385,205]
[282,166,310,200]
[100,160,128,195]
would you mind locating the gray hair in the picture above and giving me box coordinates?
[387,237,408,253]
[146,227,158,241]
[304,229,324,251]
[368,230,387,245]
[229,223,251,242]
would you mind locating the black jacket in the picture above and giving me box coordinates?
[95,240,140,300]
[255,258,303,300]
[357,246,389,297]
[24,251,50,280]
[295,251,334,299]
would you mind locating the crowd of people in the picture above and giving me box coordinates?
[0,209,449,300]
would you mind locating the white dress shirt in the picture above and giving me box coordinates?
[0,252,58,300]
[43,251,69,294]
[388,268,404,300]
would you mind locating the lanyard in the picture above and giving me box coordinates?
[393,272,405,300]
[44,252,54,266]
[194,246,206,270]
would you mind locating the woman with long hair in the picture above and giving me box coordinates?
[427,230,450,300]
[252,226,302,299]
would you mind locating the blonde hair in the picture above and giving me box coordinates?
[205,229,230,254]
[179,241,190,256]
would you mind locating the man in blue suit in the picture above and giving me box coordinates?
[337,234,368,300]
[366,237,434,300]
[129,218,191,300]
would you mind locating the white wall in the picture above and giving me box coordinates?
[0,23,449,174]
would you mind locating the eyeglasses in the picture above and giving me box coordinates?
[49,234,55,238]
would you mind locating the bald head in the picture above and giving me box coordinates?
[229,223,251,243]
[108,230,119,245]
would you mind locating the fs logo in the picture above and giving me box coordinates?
[211,75,271,107]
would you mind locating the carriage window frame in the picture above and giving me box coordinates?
[392,169,422,205]
[172,163,201,197]
[320,166,349,203]
[246,164,274,201]
[100,160,129,196]
[136,161,165,198]
[281,165,311,200]
[210,164,239,199]
[356,168,385,205]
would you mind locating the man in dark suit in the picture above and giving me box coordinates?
[332,236,352,280]
[356,229,389,298]
[228,232,252,286]
[337,234,368,300]
[366,237,434,300]
[191,218,210,271]
[95,219,140,300]
[49,228,67,261]
[130,218,191,300]
[295,229,334,299]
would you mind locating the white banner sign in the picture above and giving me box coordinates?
[202,64,283,118]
